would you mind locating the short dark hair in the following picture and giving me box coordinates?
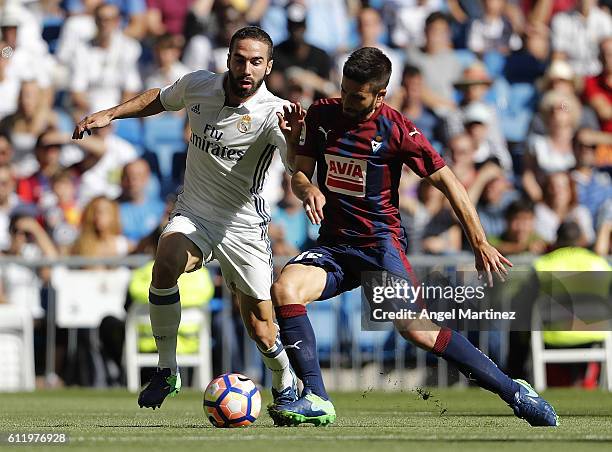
[402,64,421,79]
[425,11,450,30]
[505,198,535,220]
[556,221,582,248]
[343,47,392,92]
[229,26,273,60]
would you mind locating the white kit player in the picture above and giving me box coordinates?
[73,27,304,409]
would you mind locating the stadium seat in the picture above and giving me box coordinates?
[124,305,212,392]
[143,114,185,189]
[454,48,477,69]
[530,296,612,391]
[113,118,144,152]
[308,300,336,362]
[0,305,35,392]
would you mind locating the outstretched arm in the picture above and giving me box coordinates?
[276,103,306,173]
[426,166,512,285]
[72,88,165,139]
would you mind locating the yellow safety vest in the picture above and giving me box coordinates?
[533,248,611,346]
[130,261,215,354]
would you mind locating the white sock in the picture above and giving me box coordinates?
[257,332,293,391]
[149,285,181,375]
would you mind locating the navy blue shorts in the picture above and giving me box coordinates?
[286,237,417,301]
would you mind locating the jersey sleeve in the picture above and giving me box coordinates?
[159,72,194,111]
[296,103,320,159]
[398,121,446,177]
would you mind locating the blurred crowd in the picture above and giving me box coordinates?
[0,0,610,385]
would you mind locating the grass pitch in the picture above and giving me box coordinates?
[1,388,611,451]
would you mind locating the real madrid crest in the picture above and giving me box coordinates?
[237,115,251,133]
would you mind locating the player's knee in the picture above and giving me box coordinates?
[398,328,437,350]
[151,257,181,288]
[271,280,303,307]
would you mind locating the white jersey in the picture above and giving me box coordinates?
[160,70,290,235]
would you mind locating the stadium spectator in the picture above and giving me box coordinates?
[471,160,520,238]
[0,38,20,121]
[44,170,81,254]
[55,0,103,67]
[534,171,594,245]
[582,36,612,132]
[0,80,59,178]
[383,0,445,49]
[523,90,581,201]
[489,197,546,255]
[71,196,129,259]
[463,102,513,172]
[270,2,333,99]
[71,126,138,205]
[0,133,14,173]
[503,20,550,84]
[145,0,195,37]
[550,0,612,76]
[530,60,601,134]
[64,0,148,40]
[467,0,522,56]
[117,159,165,245]
[445,132,479,189]
[69,3,142,115]
[0,1,55,107]
[444,63,508,160]
[571,128,612,223]
[404,11,463,112]
[390,64,442,144]
[335,7,403,96]
[143,33,189,89]
[0,164,21,251]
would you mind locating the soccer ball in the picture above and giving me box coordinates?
[203,373,261,428]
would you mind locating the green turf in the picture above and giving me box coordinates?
[1,388,611,451]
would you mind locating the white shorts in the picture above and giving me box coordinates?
[161,211,273,300]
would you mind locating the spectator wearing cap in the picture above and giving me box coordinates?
[144,33,189,89]
[463,102,513,172]
[444,63,508,161]
[117,158,165,245]
[529,60,600,135]
[488,197,546,255]
[583,37,612,132]
[335,7,404,97]
[523,90,581,202]
[270,2,333,99]
[571,128,612,223]
[551,0,612,76]
[69,3,142,115]
[0,80,59,178]
[467,0,522,56]
[404,12,463,113]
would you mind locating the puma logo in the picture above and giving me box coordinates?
[318,126,332,141]
[284,340,302,350]
[408,128,420,137]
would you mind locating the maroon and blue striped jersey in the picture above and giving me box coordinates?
[296,98,446,246]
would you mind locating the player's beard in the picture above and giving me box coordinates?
[342,98,377,121]
[227,70,265,99]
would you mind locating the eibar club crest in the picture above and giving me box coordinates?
[371,135,383,153]
[237,114,251,133]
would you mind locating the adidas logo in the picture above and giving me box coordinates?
[191,104,200,114]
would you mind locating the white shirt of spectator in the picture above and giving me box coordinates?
[70,31,142,113]
[55,14,97,65]
[0,243,44,319]
[0,192,20,251]
[160,70,291,231]
[182,35,214,73]
[78,134,139,205]
[144,61,190,91]
[468,16,522,54]
[527,134,576,174]
[551,7,612,76]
